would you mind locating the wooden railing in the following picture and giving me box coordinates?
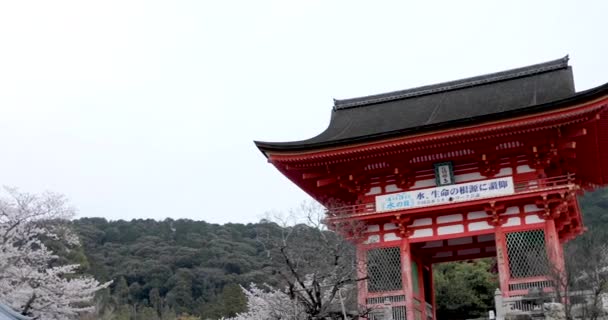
[425,302,433,320]
[326,174,576,219]
[513,173,575,193]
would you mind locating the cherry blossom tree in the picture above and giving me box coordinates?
[225,280,357,320]
[251,201,366,319]
[0,187,111,319]
[224,284,299,320]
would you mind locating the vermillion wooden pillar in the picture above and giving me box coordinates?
[494,227,511,297]
[416,259,434,320]
[401,238,415,320]
[356,245,368,310]
[417,260,426,320]
[545,219,566,288]
[430,264,436,320]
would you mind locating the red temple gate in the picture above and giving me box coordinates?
[255,57,608,320]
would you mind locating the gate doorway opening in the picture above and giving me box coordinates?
[413,234,499,320]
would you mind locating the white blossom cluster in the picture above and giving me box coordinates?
[223,284,304,320]
[224,276,354,320]
[0,187,111,319]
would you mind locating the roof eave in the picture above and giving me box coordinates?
[255,81,608,154]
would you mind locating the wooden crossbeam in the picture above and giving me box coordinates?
[562,127,587,139]
[302,172,323,180]
[316,177,336,187]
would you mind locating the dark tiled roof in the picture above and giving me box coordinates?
[255,56,606,153]
[333,57,570,109]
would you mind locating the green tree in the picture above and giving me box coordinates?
[166,269,194,315]
[113,304,133,320]
[129,282,143,305]
[136,306,160,320]
[149,287,162,315]
[113,276,130,306]
[434,259,498,320]
[219,283,247,317]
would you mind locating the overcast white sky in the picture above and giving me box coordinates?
[0,1,606,224]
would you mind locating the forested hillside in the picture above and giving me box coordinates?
[73,219,278,319]
[72,187,608,320]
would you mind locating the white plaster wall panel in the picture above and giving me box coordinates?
[384,223,398,231]
[422,240,443,248]
[437,214,463,224]
[385,184,401,193]
[411,228,434,238]
[434,251,453,258]
[477,234,495,242]
[524,204,540,213]
[384,233,401,241]
[458,248,481,256]
[366,186,382,196]
[454,172,484,183]
[525,215,544,224]
[365,235,380,244]
[469,221,493,231]
[517,165,535,173]
[503,217,522,227]
[437,225,465,235]
[412,218,432,226]
[505,206,520,215]
[366,225,380,233]
[447,237,473,246]
[496,167,513,177]
[468,211,490,220]
[413,179,436,189]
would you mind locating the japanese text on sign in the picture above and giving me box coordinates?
[375,176,515,212]
[434,162,454,186]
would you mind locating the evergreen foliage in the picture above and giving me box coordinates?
[434,259,497,320]
[72,219,287,318]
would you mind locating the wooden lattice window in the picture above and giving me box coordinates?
[506,229,549,278]
[367,247,403,292]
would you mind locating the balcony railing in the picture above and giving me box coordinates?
[326,174,576,219]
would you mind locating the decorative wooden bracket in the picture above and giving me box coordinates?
[529,145,558,170]
[392,214,413,238]
[485,201,507,226]
[535,191,575,220]
[479,153,500,178]
[338,180,371,194]
[555,140,578,174]
[394,168,415,189]
[327,173,371,194]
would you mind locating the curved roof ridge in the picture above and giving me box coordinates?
[333,56,569,110]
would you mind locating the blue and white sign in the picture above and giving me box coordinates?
[375,176,515,212]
